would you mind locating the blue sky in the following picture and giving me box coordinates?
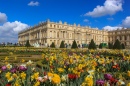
[0,0,130,43]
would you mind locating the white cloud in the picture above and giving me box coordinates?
[103,16,130,31]
[0,20,29,43]
[0,12,29,43]
[28,1,39,6]
[122,16,130,27]
[85,0,123,17]
[84,19,89,22]
[103,26,123,31]
[0,12,7,24]
[0,21,29,33]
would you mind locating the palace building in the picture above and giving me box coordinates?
[18,19,130,48]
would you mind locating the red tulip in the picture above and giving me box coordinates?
[6,84,11,86]
[68,74,78,80]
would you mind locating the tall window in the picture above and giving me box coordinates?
[57,32,59,38]
[125,36,127,40]
[50,24,52,27]
[120,36,122,40]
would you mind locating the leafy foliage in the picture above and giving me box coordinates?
[71,40,78,49]
[121,43,125,49]
[108,42,113,49]
[25,40,31,47]
[113,39,121,49]
[50,42,55,48]
[60,40,65,48]
[88,39,97,49]
[99,43,102,49]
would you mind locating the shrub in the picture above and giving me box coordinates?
[60,40,65,48]
[113,39,121,49]
[121,43,125,49]
[50,42,55,48]
[25,40,31,47]
[108,42,113,49]
[88,39,97,49]
[71,40,78,49]
[99,43,102,49]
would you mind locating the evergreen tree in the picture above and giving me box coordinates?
[113,39,121,49]
[60,40,65,48]
[50,42,55,48]
[99,43,102,49]
[108,42,113,49]
[121,43,125,49]
[71,40,78,49]
[25,40,31,47]
[88,39,97,49]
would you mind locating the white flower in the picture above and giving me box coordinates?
[20,64,26,67]
[31,67,35,71]
[37,77,43,82]
[118,79,125,85]
[27,60,33,65]
[106,82,110,86]
[44,75,48,79]
[6,64,12,69]
[61,75,67,82]
[114,62,117,65]
[88,70,95,75]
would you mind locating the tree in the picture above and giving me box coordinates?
[121,43,125,49]
[108,42,113,49]
[60,40,65,48]
[25,40,31,47]
[50,42,55,48]
[99,43,102,49]
[113,39,121,49]
[71,40,78,49]
[88,39,97,49]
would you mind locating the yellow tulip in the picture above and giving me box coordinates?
[20,72,26,80]
[127,83,130,86]
[5,72,11,79]
[5,57,9,61]
[34,81,40,86]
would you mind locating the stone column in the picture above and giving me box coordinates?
[65,31,66,39]
[127,35,129,40]
[39,30,41,43]
[122,36,124,41]
[46,30,49,38]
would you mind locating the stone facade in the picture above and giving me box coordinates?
[18,19,109,47]
[108,28,130,48]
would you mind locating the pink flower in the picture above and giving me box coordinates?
[104,74,112,80]
[1,66,7,71]
[18,65,27,71]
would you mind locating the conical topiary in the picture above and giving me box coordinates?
[88,39,96,49]
[121,43,125,49]
[25,40,31,47]
[99,43,102,49]
[108,42,113,49]
[71,40,78,49]
[60,40,65,48]
[113,39,121,49]
[50,42,55,48]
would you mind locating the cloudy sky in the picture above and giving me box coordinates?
[0,0,130,43]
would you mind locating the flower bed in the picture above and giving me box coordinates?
[0,49,130,86]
